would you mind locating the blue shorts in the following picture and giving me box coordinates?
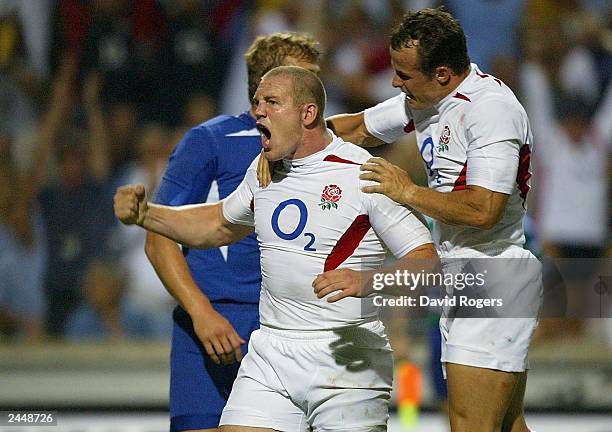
[170,302,260,431]
[427,321,447,401]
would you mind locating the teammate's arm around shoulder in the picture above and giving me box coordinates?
[113,183,253,248]
[326,112,387,148]
[360,157,510,230]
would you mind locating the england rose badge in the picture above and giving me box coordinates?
[319,184,342,210]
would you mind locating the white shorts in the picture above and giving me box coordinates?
[219,320,393,431]
[440,246,542,373]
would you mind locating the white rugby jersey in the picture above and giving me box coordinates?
[223,135,432,330]
[364,64,533,255]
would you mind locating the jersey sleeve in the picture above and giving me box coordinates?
[465,98,526,194]
[363,93,412,143]
[362,184,433,258]
[154,127,217,205]
[222,158,257,226]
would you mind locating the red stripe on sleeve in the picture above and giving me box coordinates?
[404,119,415,133]
[516,144,531,207]
[324,215,371,271]
[452,162,468,191]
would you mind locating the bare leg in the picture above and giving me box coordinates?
[446,363,525,432]
[501,371,530,432]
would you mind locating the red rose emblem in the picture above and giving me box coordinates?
[322,185,342,202]
[440,125,451,144]
[319,184,342,210]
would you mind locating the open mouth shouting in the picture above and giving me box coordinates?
[256,122,272,150]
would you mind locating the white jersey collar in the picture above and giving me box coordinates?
[283,130,343,169]
[435,63,479,110]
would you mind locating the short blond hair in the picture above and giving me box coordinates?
[262,66,326,126]
[245,32,320,104]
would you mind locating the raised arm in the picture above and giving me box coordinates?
[82,72,111,183]
[113,184,253,248]
[33,55,78,189]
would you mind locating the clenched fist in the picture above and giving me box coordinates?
[114,184,148,225]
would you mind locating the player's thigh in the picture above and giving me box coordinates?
[310,387,390,432]
[502,371,529,432]
[220,372,306,432]
[441,316,538,374]
[446,363,522,431]
[308,369,392,432]
[219,331,308,432]
[306,324,394,431]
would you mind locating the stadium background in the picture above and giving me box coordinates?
[0,0,609,431]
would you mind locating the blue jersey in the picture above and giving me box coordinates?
[155,112,261,304]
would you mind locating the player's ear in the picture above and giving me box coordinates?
[435,66,452,85]
[302,102,318,128]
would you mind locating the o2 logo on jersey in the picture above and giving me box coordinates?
[420,136,442,184]
[271,199,316,251]
[420,136,435,176]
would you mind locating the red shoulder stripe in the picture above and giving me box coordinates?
[323,155,360,165]
[454,92,471,102]
[324,215,371,271]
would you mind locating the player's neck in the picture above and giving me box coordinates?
[290,127,333,160]
[439,69,471,101]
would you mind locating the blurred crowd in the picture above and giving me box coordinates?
[0,0,609,344]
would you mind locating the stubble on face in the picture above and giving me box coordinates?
[254,76,303,161]
[390,45,439,110]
